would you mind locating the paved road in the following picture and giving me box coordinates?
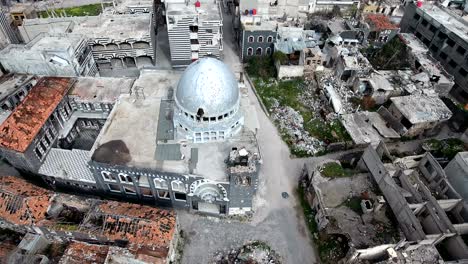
[179,10,319,264]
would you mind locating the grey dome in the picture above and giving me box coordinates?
[175,58,239,117]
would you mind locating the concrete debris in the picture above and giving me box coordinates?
[270,101,324,155]
[213,241,281,264]
[318,72,357,114]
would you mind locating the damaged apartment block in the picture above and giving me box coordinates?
[301,141,468,263]
[352,142,468,263]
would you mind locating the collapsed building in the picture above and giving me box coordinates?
[350,142,468,263]
[341,94,453,145]
[365,14,400,46]
[0,33,97,77]
[0,175,179,263]
[274,27,323,79]
[301,160,399,252]
[13,13,155,76]
[300,141,468,263]
[165,0,223,67]
[400,2,468,103]
[327,19,369,47]
[0,74,37,124]
[0,58,261,216]
[399,32,455,96]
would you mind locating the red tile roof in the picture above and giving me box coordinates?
[366,14,398,30]
[0,77,74,153]
[97,201,176,256]
[0,176,53,225]
[59,241,109,264]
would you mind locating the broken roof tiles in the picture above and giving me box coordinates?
[0,77,74,153]
[59,241,109,264]
[97,201,176,254]
[366,14,398,30]
[0,176,52,225]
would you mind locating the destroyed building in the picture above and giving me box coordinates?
[334,50,372,83]
[327,19,369,47]
[0,175,179,263]
[301,160,399,250]
[349,142,468,263]
[361,0,404,18]
[111,0,155,14]
[8,3,36,26]
[341,94,452,146]
[0,74,37,124]
[0,33,97,77]
[444,151,468,202]
[15,13,155,76]
[274,27,322,79]
[383,95,452,137]
[399,32,454,96]
[400,2,468,103]
[309,0,360,14]
[0,58,261,216]
[365,14,399,46]
[341,111,400,146]
[165,0,223,67]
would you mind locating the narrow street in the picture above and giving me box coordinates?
[178,10,320,264]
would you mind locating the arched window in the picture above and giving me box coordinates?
[101,171,114,181]
[171,180,185,193]
[266,47,272,55]
[118,173,132,183]
[247,47,253,56]
[256,47,262,56]
[267,36,273,43]
[154,178,168,189]
[248,36,254,43]
[258,36,264,43]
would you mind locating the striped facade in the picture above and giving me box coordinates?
[166,2,223,67]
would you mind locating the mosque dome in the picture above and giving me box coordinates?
[175,58,239,118]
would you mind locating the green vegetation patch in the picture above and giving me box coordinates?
[320,162,352,178]
[364,37,411,70]
[424,138,466,160]
[341,196,362,215]
[39,4,105,18]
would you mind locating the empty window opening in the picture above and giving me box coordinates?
[123,186,136,195]
[154,178,168,189]
[174,192,187,201]
[140,187,152,196]
[197,108,204,119]
[157,190,170,199]
[256,47,262,56]
[189,25,198,33]
[108,184,120,192]
[446,38,455,47]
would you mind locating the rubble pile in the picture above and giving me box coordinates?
[213,241,281,264]
[270,101,324,155]
[319,73,357,114]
